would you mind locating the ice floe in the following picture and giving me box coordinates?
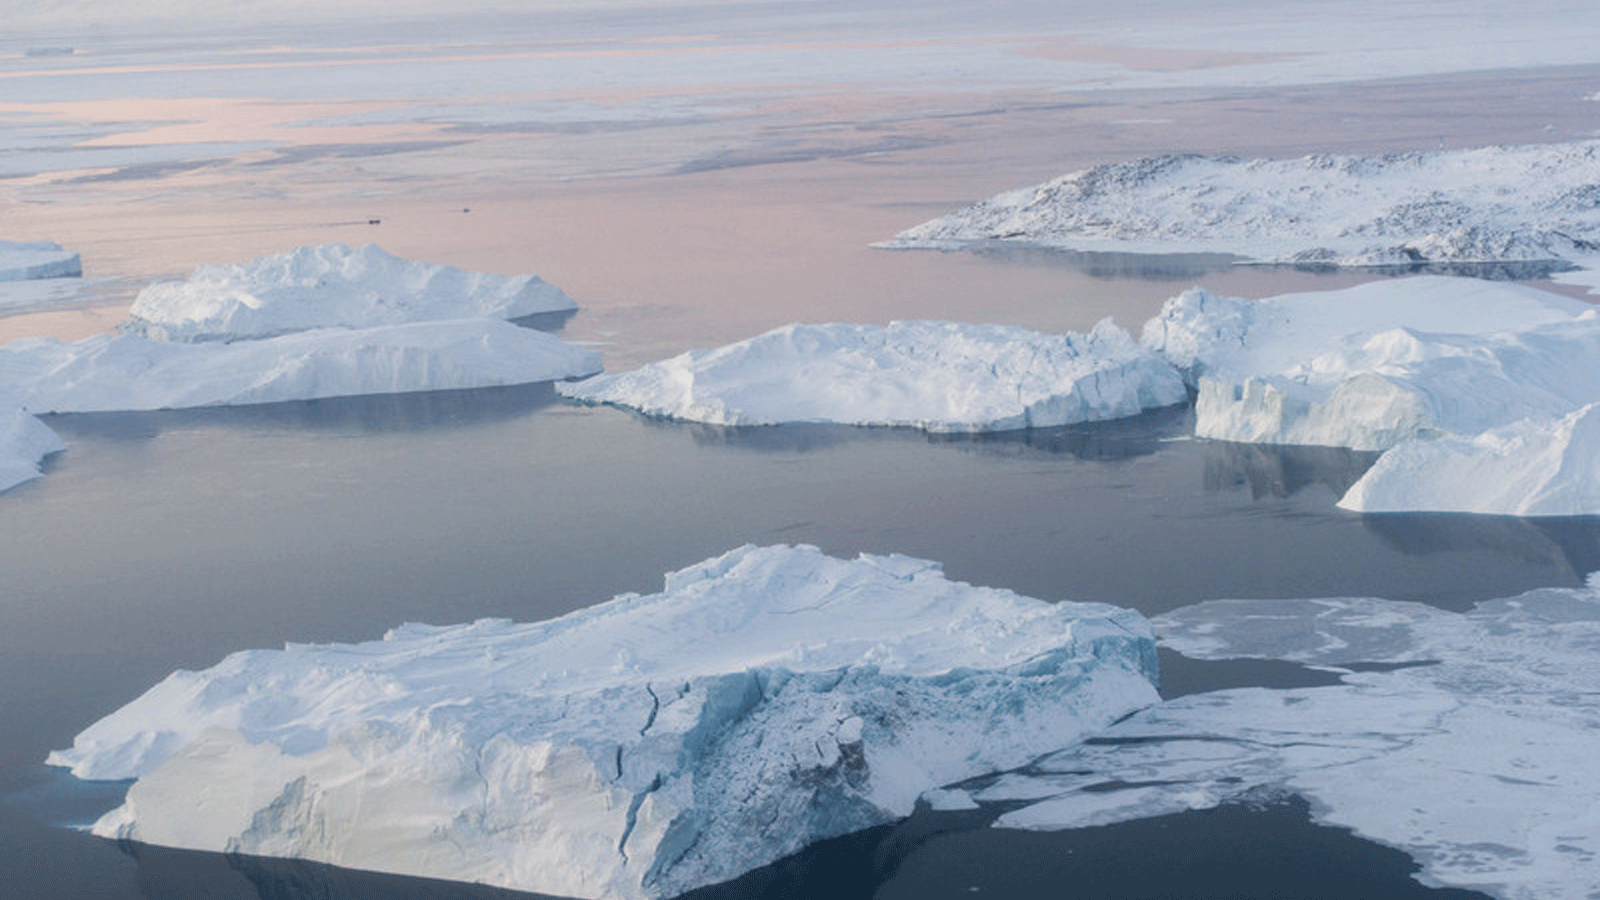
[126,243,575,342]
[557,319,1188,432]
[945,576,1600,900]
[0,408,65,494]
[883,141,1600,275]
[0,240,81,282]
[49,544,1159,900]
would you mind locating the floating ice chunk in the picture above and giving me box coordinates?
[1338,403,1600,515]
[1141,278,1600,450]
[126,244,576,342]
[1,318,601,413]
[0,409,65,493]
[557,319,1188,433]
[0,240,81,282]
[883,141,1600,271]
[987,580,1600,900]
[50,545,1158,900]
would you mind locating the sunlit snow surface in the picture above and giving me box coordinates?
[947,573,1600,900]
[49,545,1159,900]
[558,319,1187,432]
[885,141,1600,272]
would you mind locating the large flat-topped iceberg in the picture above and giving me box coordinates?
[883,141,1600,271]
[949,576,1600,900]
[0,240,81,282]
[557,320,1188,432]
[0,318,601,413]
[50,544,1159,900]
[127,243,576,342]
[1140,277,1600,451]
[0,409,65,494]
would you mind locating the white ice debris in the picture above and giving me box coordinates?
[557,319,1187,432]
[884,141,1600,272]
[126,244,576,342]
[0,318,600,413]
[966,579,1600,900]
[0,240,81,282]
[49,544,1159,900]
[0,408,65,494]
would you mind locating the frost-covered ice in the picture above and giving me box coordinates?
[0,409,65,494]
[557,320,1187,432]
[49,545,1159,900]
[0,240,81,282]
[1339,403,1600,516]
[948,576,1600,900]
[126,244,575,342]
[1140,277,1600,451]
[884,141,1600,274]
[0,318,601,413]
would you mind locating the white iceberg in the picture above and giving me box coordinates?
[0,318,601,413]
[1140,277,1600,451]
[0,408,65,494]
[883,141,1600,271]
[49,544,1159,900]
[126,243,576,342]
[557,319,1188,433]
[970,576,1600,900]
[0,240,82,282]
[1338,403,1600,516]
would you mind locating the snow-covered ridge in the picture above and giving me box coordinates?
[884,141,1600,271]
[126,243,575,343]
[952,576,1600,900]
[557,319,1188,433]
[0,240,81,282]
[50,544,1159,900]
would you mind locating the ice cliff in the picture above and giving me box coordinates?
[883,141,1600,272]
[936,574,1600,900]
[557,319,1188,432]
[50,544,1159,900]
[0,240,81,281]
[0,408,65,494]
[126,243,576,342]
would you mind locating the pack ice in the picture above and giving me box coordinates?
[49,544,1159,900]
[948,574,1600,900]
[557,319,1188,432]
[883,140,1600,273]
[0,239,81,281]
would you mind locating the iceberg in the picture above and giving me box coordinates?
[0,318,601,413]
[49,544,1159,900]
[1338,403,1600,516]
[1140,277,1600,451]
[557,319,1188,433]
[126,244,576,342]
[0,240,82,282]
[883,141,1600,273]
[964,576,1600,900]
[0,408,65,493]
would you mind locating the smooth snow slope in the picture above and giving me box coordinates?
[885,141,1600,273]
[557,319,1187,432]
[51,545,1159,900]
[940,575,1600,900]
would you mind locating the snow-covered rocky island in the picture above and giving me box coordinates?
[50,544,1160,900]
[882,140,1600,276]
[557,319,1188,432]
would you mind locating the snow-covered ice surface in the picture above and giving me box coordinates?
[0,240,81,282]
[947,575,1600,900]
[126,244,576,343]
[557,320,1188,432]
[0,408,65,494]
[884,141,1600,275]
[49,544,1160,900]
[1141,277,1600,451]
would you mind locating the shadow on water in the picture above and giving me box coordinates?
[1201,438,1381,501]
[1361,512,1600,590]
[40,382,568,442]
